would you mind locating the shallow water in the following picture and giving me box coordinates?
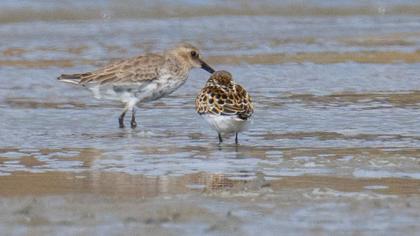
[1,1,420,235]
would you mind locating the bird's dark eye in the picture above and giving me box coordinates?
[191,51,198,57]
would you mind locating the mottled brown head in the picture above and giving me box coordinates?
[209,70,233,86]
[167,43,215,74]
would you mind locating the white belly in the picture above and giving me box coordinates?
[201,114,251,134]
[140,75,187,102]
[87,74,187,104]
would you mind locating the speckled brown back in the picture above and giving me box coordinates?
[195,71,253,120]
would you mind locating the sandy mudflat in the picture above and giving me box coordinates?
[0,171,419,235]
[1,0,420,235]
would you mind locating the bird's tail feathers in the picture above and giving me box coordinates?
[57,73,90,84]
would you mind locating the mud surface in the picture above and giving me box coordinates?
[1,0,420,235]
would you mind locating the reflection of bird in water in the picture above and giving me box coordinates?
[206,174,234,190]
[199,172,270,192]
[58,43,214,128]
[195,71,253,144]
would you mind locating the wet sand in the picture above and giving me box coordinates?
[1,0,420,235]
[1,171,420,235]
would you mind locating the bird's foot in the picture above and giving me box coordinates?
[119,111,127,128]
[119,118,125,128]
[218,133,223,144]
[130,120,137,129]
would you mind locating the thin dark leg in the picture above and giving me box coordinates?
[235,133,238,144]
[130,108,137,128]
[218,133,223,144]
[119,110,127,128]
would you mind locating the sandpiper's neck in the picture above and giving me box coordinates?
[163,54,190,77]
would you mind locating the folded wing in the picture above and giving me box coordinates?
[58,54,165,86]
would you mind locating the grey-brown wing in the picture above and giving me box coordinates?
[78,54,165,85]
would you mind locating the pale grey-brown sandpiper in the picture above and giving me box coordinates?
[58,43,215,128]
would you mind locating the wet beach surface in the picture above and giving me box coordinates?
[1,0,420,235]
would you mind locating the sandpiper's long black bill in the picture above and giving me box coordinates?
[200,59,215,74]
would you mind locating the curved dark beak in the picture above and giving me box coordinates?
[199,59,215,74]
